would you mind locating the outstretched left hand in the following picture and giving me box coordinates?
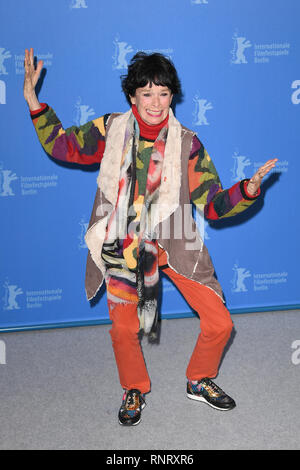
[247,158,278,196]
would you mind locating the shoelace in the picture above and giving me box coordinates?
[125,391,140,410]
[201,378,224,396]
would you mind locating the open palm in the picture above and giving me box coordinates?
[23,48,43,102]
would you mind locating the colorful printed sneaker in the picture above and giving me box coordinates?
[187,378,236,411]
[118,389,146,426]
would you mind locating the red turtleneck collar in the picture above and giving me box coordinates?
[131,104,169,140]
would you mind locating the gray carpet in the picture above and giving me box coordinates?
[0,309,299,450]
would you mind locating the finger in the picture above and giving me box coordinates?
[266,158,278,166]
[260,164,274,175]
[24,49,30,74]
[33,60,43,82]
[263,158,278,166]
[259,159,278,173]
[253,165,274,181]
[24,48,29,69]
[265,159,278,168]
[264,159,278,169]
[259,162,276,177]
[250,159,278,183]
[25,48,33,71]
[36,60,43,74]
[30,47,34,66]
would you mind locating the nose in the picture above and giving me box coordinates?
[151,94,160,108]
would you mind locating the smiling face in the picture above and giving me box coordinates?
[130,83,173,126]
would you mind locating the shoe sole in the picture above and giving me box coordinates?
[187,393,236,411]
[118,402,146,426]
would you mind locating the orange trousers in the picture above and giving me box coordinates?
[107,249,233,394]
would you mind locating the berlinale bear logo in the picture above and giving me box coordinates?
[231,263,251,293]
[3,280,23,310]
[0,163,18,196]
[193,95,213,126]
[112,36,134,70]
[231,33,252,64]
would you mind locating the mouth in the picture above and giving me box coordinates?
[146,110,163,117]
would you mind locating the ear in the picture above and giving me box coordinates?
[129,95,136,105]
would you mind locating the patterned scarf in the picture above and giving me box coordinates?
[102,109,168,341]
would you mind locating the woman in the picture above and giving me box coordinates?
[24,47,277,426]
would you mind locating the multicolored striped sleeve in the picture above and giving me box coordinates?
[188,135,260,220]
[30,104,110,165]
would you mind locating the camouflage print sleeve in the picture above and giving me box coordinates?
[188,135,260,220]
[30,104,110,165]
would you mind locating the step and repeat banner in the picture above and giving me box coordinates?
[1,0,299,331]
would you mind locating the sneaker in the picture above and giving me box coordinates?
[187,378,236,411]
[118,389,146,426]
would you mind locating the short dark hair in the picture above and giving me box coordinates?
[121,52,182,105]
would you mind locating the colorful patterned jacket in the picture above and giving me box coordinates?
[31,104,259,300]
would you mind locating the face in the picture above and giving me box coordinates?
[130,83,173,126]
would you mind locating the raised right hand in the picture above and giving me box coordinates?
[23,48,44,110]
